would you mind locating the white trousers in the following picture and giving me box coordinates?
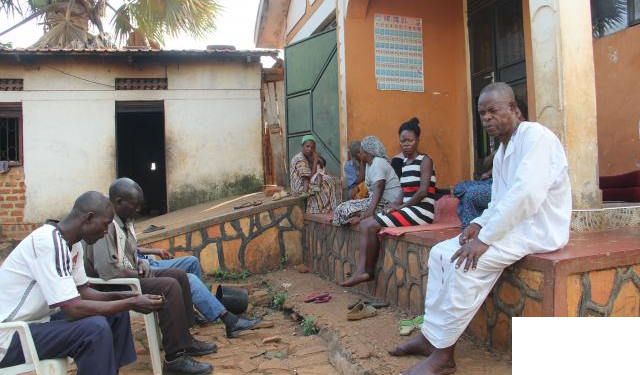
[421,235,532,348]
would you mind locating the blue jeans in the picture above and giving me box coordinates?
[453,179,492,229]
[150,256,225,322]
[149,256,202,278]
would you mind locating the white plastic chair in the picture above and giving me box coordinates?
[88,277,163,375]
[0,321,69,375]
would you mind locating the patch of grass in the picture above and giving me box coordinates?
[209,269,251,280]
[271,292,287,310]
[301,316,319,336]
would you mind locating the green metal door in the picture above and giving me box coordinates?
[285,29,340,176]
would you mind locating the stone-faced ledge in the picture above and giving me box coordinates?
[304,214,640,353]
[137,196,305,274]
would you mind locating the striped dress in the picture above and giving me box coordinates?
[375,154,436,227]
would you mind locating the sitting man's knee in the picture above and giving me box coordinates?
[161,277,182,295]
[164,267,189,282]
[78,315,111,337]
[185,256,201,271]
[185,256,199,265]
[186,273,199,283]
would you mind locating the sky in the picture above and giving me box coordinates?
[0,0,263,51]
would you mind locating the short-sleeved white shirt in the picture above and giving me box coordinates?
[0,224,88,361]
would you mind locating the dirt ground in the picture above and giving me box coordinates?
[121,268,510,375]
[262,268,512,375]
[122,281,339,375]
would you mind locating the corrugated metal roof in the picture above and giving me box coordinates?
[0,47,279,58]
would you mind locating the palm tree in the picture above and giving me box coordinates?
[591,0,628,38]
[0,0,221,49]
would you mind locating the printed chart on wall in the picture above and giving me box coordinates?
[374,14,424,92]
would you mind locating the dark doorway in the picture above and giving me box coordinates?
[116,101,167,215]
[468,0,527,175]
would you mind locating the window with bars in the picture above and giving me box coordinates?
[0,104,22,165]
[115,78,168,90]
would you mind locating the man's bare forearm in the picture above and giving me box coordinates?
[61,298,134,320]
[79,285,129,302]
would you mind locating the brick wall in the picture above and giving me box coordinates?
[0,166,38,241]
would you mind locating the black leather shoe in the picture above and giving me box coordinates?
[194,310,210,327]
[226,316,262,338]
[186,338,218,357]
[164,354,213,375]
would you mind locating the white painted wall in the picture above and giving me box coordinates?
[0,57,264,221]
[23,99,116,221]
[286,0,307,34]
[289,0,336,43]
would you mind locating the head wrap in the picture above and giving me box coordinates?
[301,134,317,146]
[361,135,388,162]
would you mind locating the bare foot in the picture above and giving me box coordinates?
[400,355,456,375]
[389,333,435,357]
[339,271,372,287]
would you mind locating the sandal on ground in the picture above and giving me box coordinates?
[234,200,263,210]
[347,299,389,310]
[280,191,291,198]
[143,224,165,233]
[314,294,331,303]
[365,300,390,309]
[304,292,331,303]
[399,315,424,327]
[346,302,377,321]
[347,298,363,310]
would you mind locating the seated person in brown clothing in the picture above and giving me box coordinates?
[84,181,217,375]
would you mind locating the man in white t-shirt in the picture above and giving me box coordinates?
[0,191,164,375]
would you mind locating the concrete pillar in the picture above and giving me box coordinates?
[528,0,601,209]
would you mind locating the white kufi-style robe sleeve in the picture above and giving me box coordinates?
[474,127,565,246]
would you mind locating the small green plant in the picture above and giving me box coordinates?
[301,316,319,336]
[271,292,287,310]
[209,269,251,280]
[280,254,289,266]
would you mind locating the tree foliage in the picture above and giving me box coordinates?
[0,0,221,48]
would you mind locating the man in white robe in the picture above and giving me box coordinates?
[389,82,572,375]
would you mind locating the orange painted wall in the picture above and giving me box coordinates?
[593,26,640,176]
[343,0,470,188]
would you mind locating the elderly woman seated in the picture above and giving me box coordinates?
[289,135,342,214]
[332,135,401,226]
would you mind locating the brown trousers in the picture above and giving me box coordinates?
[95,268,195,355]
[139,268,195,355]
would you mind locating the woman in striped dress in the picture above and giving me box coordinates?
[341,118,436,287]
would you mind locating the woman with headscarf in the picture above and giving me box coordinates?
[332,135,402,226]
[289,135,342,214]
